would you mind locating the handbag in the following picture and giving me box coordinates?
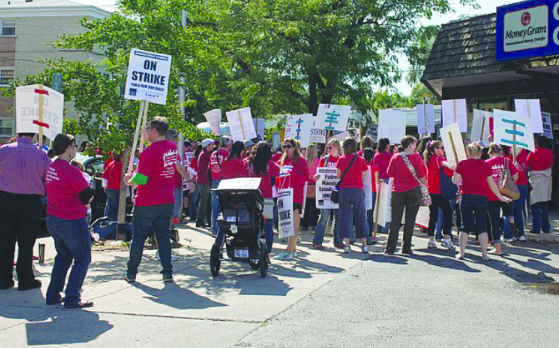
[401,153,431,206]
[331,154,357,204]
[500,158,520,200]
[438,159,457,201]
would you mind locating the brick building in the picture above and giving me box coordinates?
[0,0,109,141]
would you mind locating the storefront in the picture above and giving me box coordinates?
[421,0,559,141]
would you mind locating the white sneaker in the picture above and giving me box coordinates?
[427,240,437,249]
[441,239,454,250]
[503,238,514,243]
[518,235,526,241]
[156,252,179,261]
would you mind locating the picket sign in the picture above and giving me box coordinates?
[315,104,351,132]
[226,107,257,142]
[416,102,435,135]
[310,117,327,144]
[471,109,492,145]
[440,123,467,168]
[442,99,467,132]
[316,167,339,209]
[124,48,172,106]
[378,110,406,144]
[514,99,544,134]
[285,114,313,147]
[204,109,222,136]
[493,109,535,156]
[277,188,295,239]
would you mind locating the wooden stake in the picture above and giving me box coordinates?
[127,100,147,175]
[138,101,150,153]
[448,131,459,167]
[238,109,246,140]
[38,84,45,148]
[116,148,130,241]
[423,98,428,136]
[480,116,486,142]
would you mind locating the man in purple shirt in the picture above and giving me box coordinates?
[0,133,51,291]
[195,139,215,228]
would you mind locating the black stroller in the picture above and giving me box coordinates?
[210,178,268,277]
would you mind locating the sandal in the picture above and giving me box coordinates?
[64,301,94,309]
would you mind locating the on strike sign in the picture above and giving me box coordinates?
[125,48,172,105]
[16,84,64,142]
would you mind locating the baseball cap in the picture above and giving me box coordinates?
[201,139,214,147]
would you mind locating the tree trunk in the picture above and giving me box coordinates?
[116,148,130,241]
[308,74,318,115]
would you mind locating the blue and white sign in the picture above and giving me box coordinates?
[125,48,172,105]
[496,0,559,61]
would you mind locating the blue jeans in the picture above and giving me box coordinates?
[173,187,182,219]
[532,201,550,233]
[459,194,488,235]
[488,201,513,243]
[127,204,174,279]
[189,184,200,220]
[339,189,369,240]
[46,216,91,305]
[513,185,528,237]
[211,180,221,236]
[265,218,273,253]
[313,209,340,245]
[104,188,119,220]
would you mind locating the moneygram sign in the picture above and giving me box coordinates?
[496,0,559,61]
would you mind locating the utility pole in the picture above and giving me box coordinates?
[179,10,187,123]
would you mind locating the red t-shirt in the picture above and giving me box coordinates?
[387,152,426,192]
[134,140,178,207]
[527,148,554,171]
[307,158,320,183]
[369,164,379,193]
[485,156,518,201]
[427,155,446,194]
[222,157,244,179]
[272,152,282,163]
[276,157,309,204]
[318,155,339,168]
[210,149,229,180]
[373,151,393,180]
[514,150,529,186]
[102,160,122,190]
[336,154,368,189]
[241,159,280,198]
[46,159,89,220]
[456,158,492,196]
[196,150,212,185]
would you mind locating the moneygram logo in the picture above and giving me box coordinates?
[521,12,531,26]
[504,5,548,52]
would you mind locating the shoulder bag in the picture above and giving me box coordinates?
[438,157,457,201]
[331,154,357,204]
[401,153,431,206]
[500,158,520,200]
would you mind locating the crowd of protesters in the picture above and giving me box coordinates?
[0,118,556,308]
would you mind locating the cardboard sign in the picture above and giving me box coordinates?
[285,114,313,147]
[253,118,265,140]
[378,110,407,144]
[124,48,172,105]
[440,123,467,167]
[226,107,257,142]
[541,112,553,140]
[272,131,280,150]
[315,104,351,132]
[373,180,391,227]
[16,84,64,141]
[278,188,295,239]
[366,125,378,142]
[316,167,339,209]
[416,103,435,135]
[442,99,467,132]
[471,109,492,145]
[493,109,535,152]
[514,99,543,133]
[310,117,327,144]
[204,109,222,136]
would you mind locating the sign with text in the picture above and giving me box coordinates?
[366,125,378,142]
[494,109,536,152]
[315,104,351,132]
[226,107,257,142]
[316,167,339,209]
[16,84,64,141]
[285,114,313,147]
[310,117,327,144]
[277,188,295,239]
[125,48,172,105]
[542,111,554,139]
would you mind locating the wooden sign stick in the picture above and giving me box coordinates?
[127,100,147,175]
[480,116,486,142]
[138,101,150,153]
[238,109,246,140]
[448,131,459,167]
[38,84,45,148]
[423,98,428,136]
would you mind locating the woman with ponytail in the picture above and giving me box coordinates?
[45,134,94,308]
[423,140,455,250]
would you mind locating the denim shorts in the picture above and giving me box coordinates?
[460,194,488,235]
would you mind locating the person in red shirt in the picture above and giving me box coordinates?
[45,134,94,308]
[336,137,370,254]
[222,141,245,179]
[241,141,280,254]
[512,148,529,240]
[362,148,380,244]
[485,143,518,255]
[527,135,555,234]
[210,136,231,236]
[423,140,455,250]
[102,152,122,220]
[302,144,320,232]
[187,144,202,221]
[312,138,342,249]
[453,143,510,260]
[124,117,179,283]
[276,138,308,260]
[195,139,215,228]
[358,135,374,156]
[385,136,426,255]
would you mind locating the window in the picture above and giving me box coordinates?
[0,69,14,86]
[1,21,15,36]
[0,118,13,137]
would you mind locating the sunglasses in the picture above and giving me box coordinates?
[283,144,292,149]
[327,146,335,150]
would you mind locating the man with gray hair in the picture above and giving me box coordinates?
[209,136,231,236]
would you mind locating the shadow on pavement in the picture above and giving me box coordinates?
[130,282,227,310]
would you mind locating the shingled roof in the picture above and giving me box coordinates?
[421,13,559,98]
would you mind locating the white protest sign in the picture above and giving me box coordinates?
[310,117,327,143]
[272,132,280,150]
[315,104,351,132]
[285,114,313,147]
[442,99,467,132]
[440,123,467,168]
[514,99,543,133]
[415,206,430,229]
[378,110,407,144]
[204,109,222,136]
[226,107,257,142]
[363,167,373,210]
[124,48,172,105]
[16,84,64,142]
[333,131,350,141]
[416,103,435,135]
[277,188,295,239]
[316,167,339,209]
[373,180,391,227]
[217,178,262,190]
[253,118,265,140]
[541,112,553,140]
[493,109,535,152]
[471,109,492,145]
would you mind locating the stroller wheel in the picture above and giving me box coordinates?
[210,243,221,277]
[248,260,260,270]
[260,246,268,278]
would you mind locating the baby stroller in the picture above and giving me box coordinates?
[210,178,268,277]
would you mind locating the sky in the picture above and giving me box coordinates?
[77,0,517,95]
